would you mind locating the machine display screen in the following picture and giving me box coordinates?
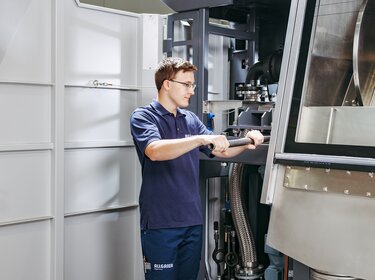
[285,0,375,159]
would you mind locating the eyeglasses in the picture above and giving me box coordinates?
[169,79,197,90]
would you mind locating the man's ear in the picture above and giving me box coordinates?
[163,79,171,90]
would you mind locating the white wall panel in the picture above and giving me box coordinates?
[65,210,140,280]
[0,151,50,223]
[64,0,139,86]
[63,2,144,279]
[0,221,50,280]
[0,84,51,145]
[0,0,51,82]
[65,147,138,214]
[64,87,137,143]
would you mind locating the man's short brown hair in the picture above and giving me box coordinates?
[155,57,197,91]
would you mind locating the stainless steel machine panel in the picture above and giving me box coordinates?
[296,106,375,146]
[283,165,374,199]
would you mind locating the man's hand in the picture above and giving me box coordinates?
[198,134,230,152]
[244,130,264,149]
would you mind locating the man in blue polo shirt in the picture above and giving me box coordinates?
[130,57,264,280]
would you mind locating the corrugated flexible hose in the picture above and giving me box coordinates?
[228,147,258,269]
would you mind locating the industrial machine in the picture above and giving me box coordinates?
[161,0,374,279]
[262,0,375,279]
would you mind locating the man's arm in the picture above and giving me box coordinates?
[145,134,229,161]
[145,130,264,161]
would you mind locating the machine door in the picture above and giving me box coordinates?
[262,0,375,279]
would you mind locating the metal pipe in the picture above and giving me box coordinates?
[208,136,270,150]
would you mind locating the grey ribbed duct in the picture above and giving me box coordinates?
[228,161,258,269]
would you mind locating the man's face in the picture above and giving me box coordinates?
[167,70,196,108]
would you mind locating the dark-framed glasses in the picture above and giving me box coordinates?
[169,79,197,90]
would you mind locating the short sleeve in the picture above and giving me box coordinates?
[130,108,161,154]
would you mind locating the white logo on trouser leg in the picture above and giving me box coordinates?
[153,263,174,270]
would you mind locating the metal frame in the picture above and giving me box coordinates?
[261,0,307,204]
[165,8,257,119]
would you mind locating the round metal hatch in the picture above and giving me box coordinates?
[353,0,375,106]
[311,269,360,280]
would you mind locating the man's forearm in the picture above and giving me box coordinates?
[212,145,248,159]
[145,136,204,161]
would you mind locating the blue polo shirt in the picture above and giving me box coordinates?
[130,100,213,230]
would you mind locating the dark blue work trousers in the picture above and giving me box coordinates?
[141,225,203,280]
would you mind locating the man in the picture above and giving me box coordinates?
[130,57,264,280]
